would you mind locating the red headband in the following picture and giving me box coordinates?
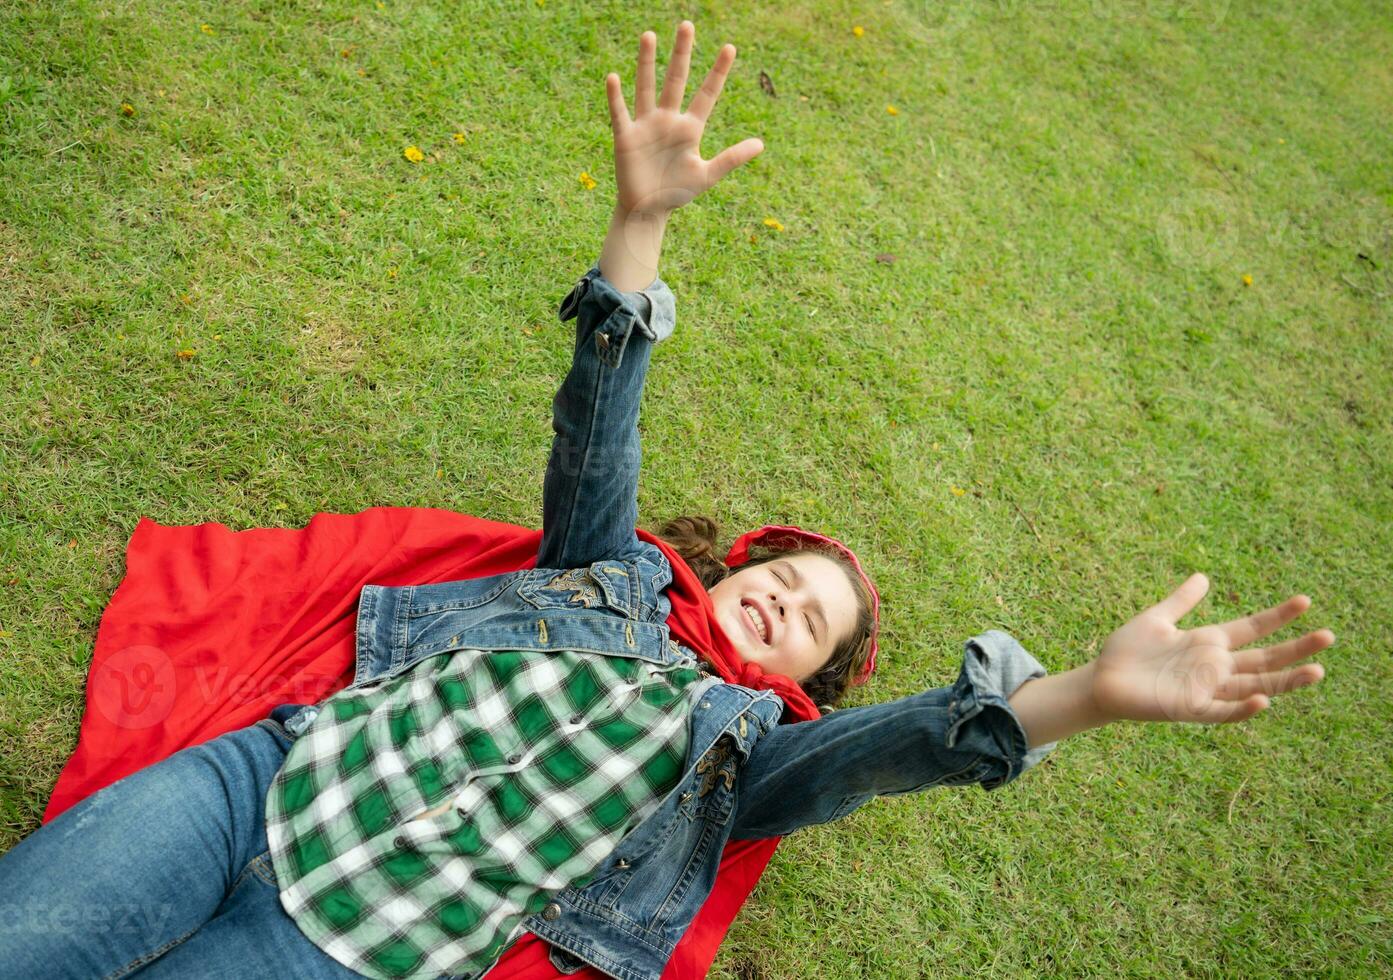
[724,525,880,685]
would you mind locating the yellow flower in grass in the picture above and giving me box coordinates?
[578,171,597,190]
[950,485,966,496]
[120,102,135,116]
[762,217,784,232]
[1242,274,1253,286]
[452,131,466,144]
[200,23,214,35]
[853,25,865,37]
[886,104,899,115]
[176,348,196,359]
[403,145,425,163]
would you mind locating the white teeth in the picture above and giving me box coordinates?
[744,603,767,643]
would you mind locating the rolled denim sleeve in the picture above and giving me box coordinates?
[730,629,1058,841]
[536,261,676,570]
[555,262,676,368]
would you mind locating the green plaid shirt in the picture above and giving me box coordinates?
[264,648,709,979]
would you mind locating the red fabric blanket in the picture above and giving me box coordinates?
[42,506,811,979]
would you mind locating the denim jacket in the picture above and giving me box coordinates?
[292,263,1057,980]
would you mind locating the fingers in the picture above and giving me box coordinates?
[703,137,765,188]
[687,43,736,123]
[1232,628,1335,673]
[605,73,630,136]
[1218,593,1312,648]
[635,30,656,117]
[1195,693,1269,724]
[1150,572,1210,625]
[1216,662,1325,701]
[659,20,695,112]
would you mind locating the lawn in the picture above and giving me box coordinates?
[2,0,1389,975]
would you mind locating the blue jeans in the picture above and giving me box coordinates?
[0,703,366,979]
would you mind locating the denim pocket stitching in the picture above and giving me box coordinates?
[249,851,279,888]
[407,575,513,616]
[254,717,294,742]
[105,923,205,980]
[519,566,635,619]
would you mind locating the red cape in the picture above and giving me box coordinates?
[43,507,814,979]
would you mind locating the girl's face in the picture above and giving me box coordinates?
[707,552,859,683]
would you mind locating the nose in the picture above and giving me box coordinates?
[768,588,791,623]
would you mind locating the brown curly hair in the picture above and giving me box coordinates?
[653,515,876,710]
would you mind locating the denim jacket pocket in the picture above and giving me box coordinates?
[517,564,638,619]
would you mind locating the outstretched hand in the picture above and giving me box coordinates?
[1093,573,1331,725]
[605,21,764,216]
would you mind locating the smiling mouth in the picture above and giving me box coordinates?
[740,599,770,644]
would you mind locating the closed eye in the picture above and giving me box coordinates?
[774,568,816,640]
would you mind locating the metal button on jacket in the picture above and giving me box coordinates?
[542,902,562,921]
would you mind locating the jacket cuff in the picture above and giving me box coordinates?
[944,629,1058,789]
[557,261,677,343]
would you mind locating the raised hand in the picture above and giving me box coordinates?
[605,21,764,217]
[1093,573,1331,724]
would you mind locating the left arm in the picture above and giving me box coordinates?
[733,576,1331,840]
[732,630,1057,840]
[537,21,763,568]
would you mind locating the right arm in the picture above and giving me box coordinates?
[536,21,763,568]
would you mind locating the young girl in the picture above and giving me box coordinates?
[0,21,1330,980]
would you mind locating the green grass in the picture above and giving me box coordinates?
[2,0,1389,975]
